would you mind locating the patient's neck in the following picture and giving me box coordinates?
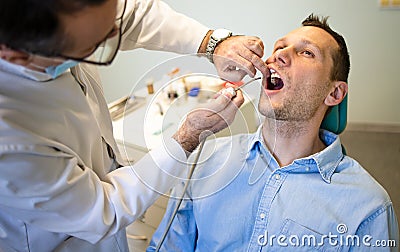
[261,118,326,167]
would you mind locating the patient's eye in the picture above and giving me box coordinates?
[273,46,285,53]
[301,50,314,58]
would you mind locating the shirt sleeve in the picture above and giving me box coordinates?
[120,0,209,54]
[0,138,188,244]
[351,202,399,251]
[147,186,198,251]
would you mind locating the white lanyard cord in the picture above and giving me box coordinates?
[155,137,206,251]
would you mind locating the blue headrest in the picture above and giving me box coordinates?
[320,95,347,134]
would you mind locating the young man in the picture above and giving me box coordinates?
[148,14,399,251]
[0,0,268,251]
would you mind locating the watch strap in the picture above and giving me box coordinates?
[206,29,233,63]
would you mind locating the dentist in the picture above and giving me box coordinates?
[0,0,267,251]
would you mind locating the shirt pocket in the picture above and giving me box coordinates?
[277,219,340,252]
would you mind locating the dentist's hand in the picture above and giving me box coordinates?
[173,86,244,154]
[213,36,268,82]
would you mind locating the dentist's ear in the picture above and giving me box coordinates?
[0,45,30,65]
[325,81,348,106]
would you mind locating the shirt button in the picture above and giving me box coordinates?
[260,213,266,220]
[274,174,281,180]
[305,167,310,172]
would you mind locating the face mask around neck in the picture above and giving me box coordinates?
[30,59,79,80]
[0,58,78,82]
[43,59,79,79]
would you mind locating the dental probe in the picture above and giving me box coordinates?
[155,77,261,251]
[234,76,262,91]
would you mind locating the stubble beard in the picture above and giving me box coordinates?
[259,81,329,138]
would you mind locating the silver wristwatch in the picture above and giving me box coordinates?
[206,29,233,63]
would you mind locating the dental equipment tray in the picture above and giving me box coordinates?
[108,95,146,121]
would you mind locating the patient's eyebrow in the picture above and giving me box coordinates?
[298,39,323,57]
[273,38,286,47]
[274,37,324,57]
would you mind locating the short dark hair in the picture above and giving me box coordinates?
[302,14,350,83]
[0,0,106,56]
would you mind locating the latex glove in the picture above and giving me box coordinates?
[173,87,244,154]
[213,35,268,82]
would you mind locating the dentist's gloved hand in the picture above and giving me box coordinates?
[172,86,244,154]
[213,36,269,82]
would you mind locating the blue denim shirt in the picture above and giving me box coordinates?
[148,128,399,251]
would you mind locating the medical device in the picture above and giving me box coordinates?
[154,77,261,251]
[234,77,261,91]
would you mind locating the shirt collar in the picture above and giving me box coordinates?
[244,125,266,160]
[0,58,77,83]
[244,126,344,183]
[0,58,53,82]
[308,129,344,183]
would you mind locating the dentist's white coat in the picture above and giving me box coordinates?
[0,0,208,251]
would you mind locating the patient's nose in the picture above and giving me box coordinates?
[266,48,291,67]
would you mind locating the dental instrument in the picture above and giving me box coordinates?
[234,76,261,91]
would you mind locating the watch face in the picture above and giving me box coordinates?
[212,29,232,40]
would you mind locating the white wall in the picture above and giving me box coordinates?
[99,0,400,125]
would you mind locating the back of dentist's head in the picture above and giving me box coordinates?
[0,0,106,56]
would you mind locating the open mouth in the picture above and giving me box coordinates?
[267,69,284,90]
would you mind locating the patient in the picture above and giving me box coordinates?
[148,14,399,251]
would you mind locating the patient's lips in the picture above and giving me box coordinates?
[267,69,284,90]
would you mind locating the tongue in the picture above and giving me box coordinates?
[267,77,284,90]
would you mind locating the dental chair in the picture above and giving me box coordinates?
[320,96,348,153]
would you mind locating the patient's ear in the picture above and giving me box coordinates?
[325,81,348,106]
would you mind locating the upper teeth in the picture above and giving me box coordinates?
[270,69,280,79]
[269,69,281,86]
